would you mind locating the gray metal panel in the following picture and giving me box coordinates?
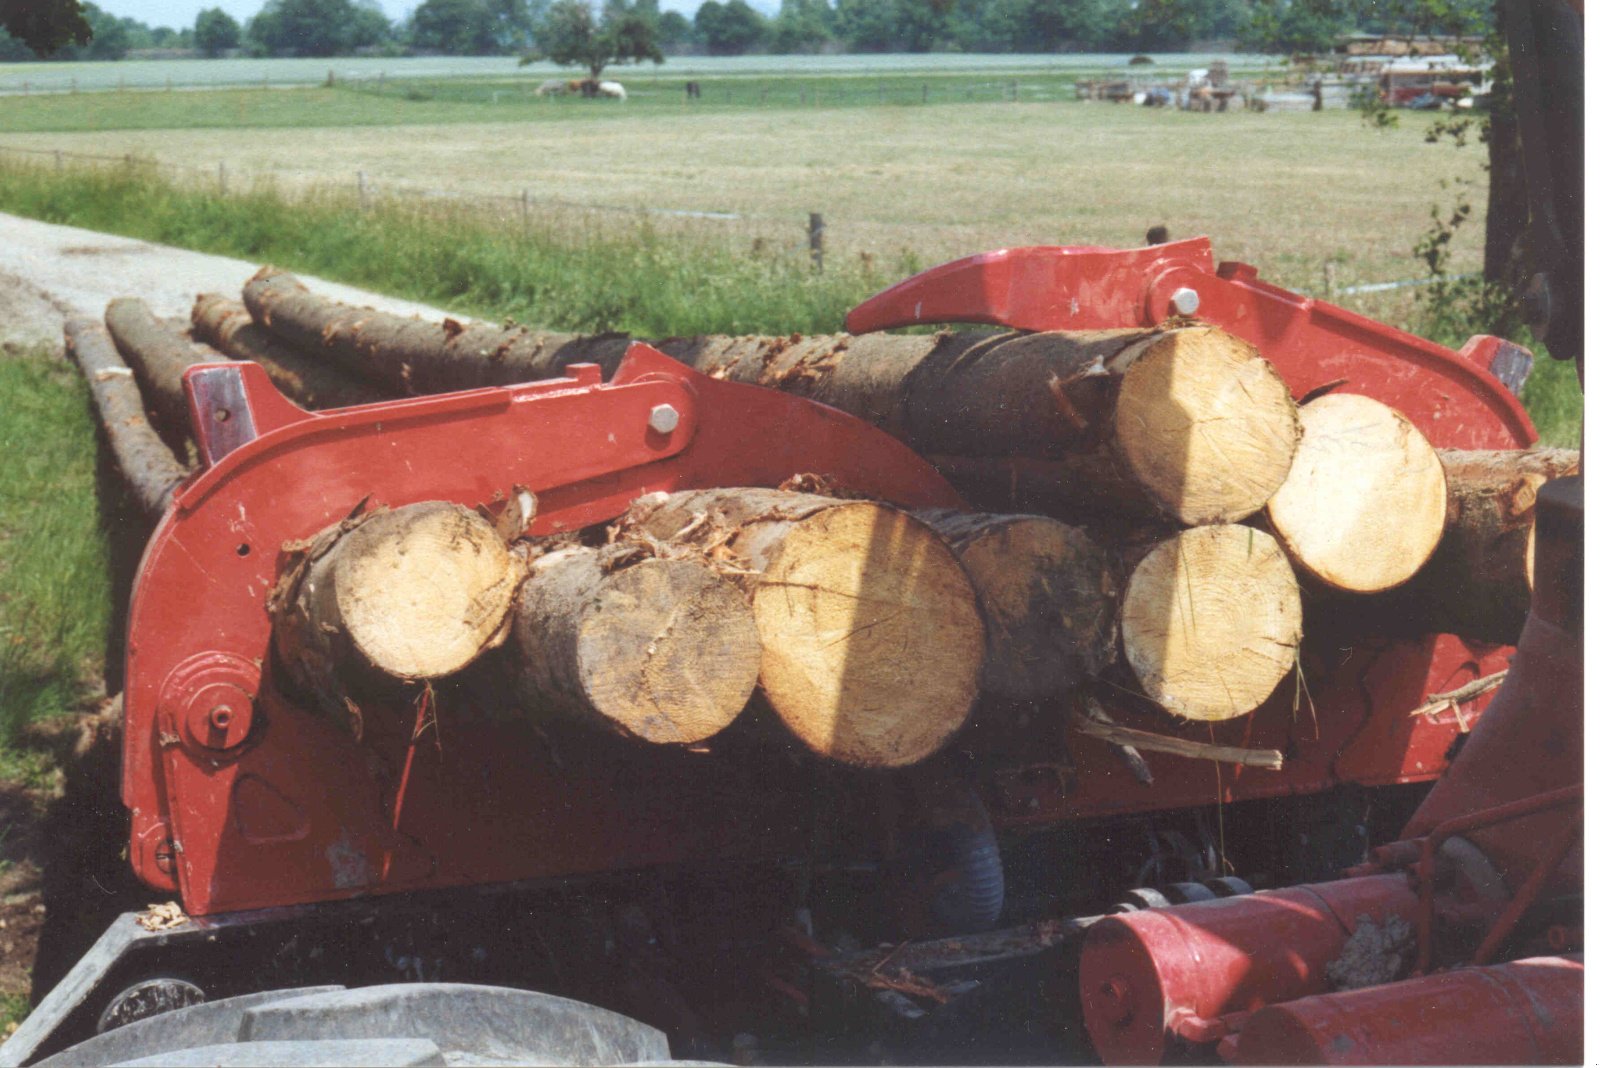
[109,1038,445,1067]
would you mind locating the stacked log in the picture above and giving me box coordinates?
[191,293,388,410]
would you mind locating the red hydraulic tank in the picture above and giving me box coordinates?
[1078,874,1419,1065]
[1229,955,1583,1065]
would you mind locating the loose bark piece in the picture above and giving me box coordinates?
[104,296,209,433]
[1074,708,1285,769]
[192,293,386,410]
[271,501,520,716]
[243,270,1300,523]
[64,316,190,517]
[511,543,762,744]
[622,489,986,768]
[1266,393,1447,593]
[916,510,1120,700]
[1121,524,1302,721]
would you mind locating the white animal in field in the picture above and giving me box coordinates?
[597,80,626,100]
[534,78,567,96]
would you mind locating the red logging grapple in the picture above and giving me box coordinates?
[4,239,1579,1066]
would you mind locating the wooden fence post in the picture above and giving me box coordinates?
[358,170,369,211]
[808,212,824,272]
[219,162,228,195]
[521,188,530,233]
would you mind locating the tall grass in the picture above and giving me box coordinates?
[0,353,115,751]
[0,156,899,337]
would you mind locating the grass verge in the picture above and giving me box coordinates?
[0,351,114,762]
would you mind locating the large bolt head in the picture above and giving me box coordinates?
[1169,287,1201,316]
[648,404,681,434]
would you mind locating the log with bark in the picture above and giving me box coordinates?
[1120,524,1302,721]
[243,269,1303,524]
[1265,392,1447,594]
[103,296,211,435]
[270,501,522,720]
[191,293,389,410]
[64,316,191,518]
[510,542,762,745]
[916,510,1121,700]
[1352,448,1580,643]
[619,488,986,768]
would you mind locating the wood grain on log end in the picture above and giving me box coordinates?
[513,546,761,745]
[1113,326,1302,525]
[1121,524,1301,721]
[1267,393,1447,593]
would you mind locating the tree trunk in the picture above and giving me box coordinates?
[1351,448,1579,644]
[103,296,210,436]
[619,489,985,768]
[243,269,1302,525]
[64,316,191,518]
[192,293,387,411]
[915,510,1121,700]
[270,501,521,720]
[1265,393,1447,594]
[510,543,762,745]
[1120,524,1302,722]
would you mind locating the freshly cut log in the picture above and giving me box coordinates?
[244,270,1301,523]
[271,501,520,717]
[511,543,761,745]
[1121,524,1302,722]
[192,293,385,410]
[621,489,985,768]
[104,296,209,432]
[1360,448,1580,643]
[916,510,1120,700]
[1266,393,1447,593]
[64,316,190,518]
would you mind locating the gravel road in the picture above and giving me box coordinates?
[0,211,458,354]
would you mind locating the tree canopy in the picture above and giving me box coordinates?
[193,7,241,56]
[522,0,663,80]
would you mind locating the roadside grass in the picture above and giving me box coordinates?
[0,352,114,766]
[1,992,29,1038]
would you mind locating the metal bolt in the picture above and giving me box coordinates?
[1169,287,1201,316]
[154,838,176,874]
[648,404,680,434]
[209,705,233,730]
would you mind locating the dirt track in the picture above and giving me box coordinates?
[0,211,457,354]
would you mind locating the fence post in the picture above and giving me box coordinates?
[54,149,63,172]
[922,83,929,104]
[70,77,77,94]
[808,212,824,272]
[521,188,530,233]
[219,161,228,195]
[1323,260,1337,297]
[358,170,369,211]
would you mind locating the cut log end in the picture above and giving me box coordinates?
[751,501,985,768]
[331,503,517,680]
[1267,393,1447,593]
[1121,524,1302,722]
[919,510,1120,699]
[1113,327,1302,525]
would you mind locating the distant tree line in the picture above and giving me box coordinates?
[0,0,1492,63]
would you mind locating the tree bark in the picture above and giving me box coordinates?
[243,270,1302,524]
[270,501,521,720]
[64,316,190,518]
[915,510,1121,700]
[103,296,210,435]
[1265,393,1448,594]
[192,293,388,411]
[1120,524,1302,722]
[1351,448,1580,644]
[619,488,985,768]
[510,543,762,745]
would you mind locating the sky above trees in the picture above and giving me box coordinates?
[92,0,765,29]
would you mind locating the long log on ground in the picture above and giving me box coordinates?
[243,269,1302,524]
[915,510,1121,700]
[619,488,986,768]
[270,501,521,719]
[1352,448,1580,643]
[1120,524,1302,722]
[192,293,389,410]
[64,317,190,518]
[1265,393,1447,593]
[104,296,209,434]
[510,543,762,745]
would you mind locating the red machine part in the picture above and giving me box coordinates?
[844,238,1535,450]
[124,344,962,915]
[1225,955,1583,1065]
[1077,874,1419,1065]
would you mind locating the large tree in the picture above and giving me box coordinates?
[411,0,500,53]
[193,6,241,56]
[694,0,767,54]
[523,0,663,81]
[247,0,393,56]
[0,0,90,55]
